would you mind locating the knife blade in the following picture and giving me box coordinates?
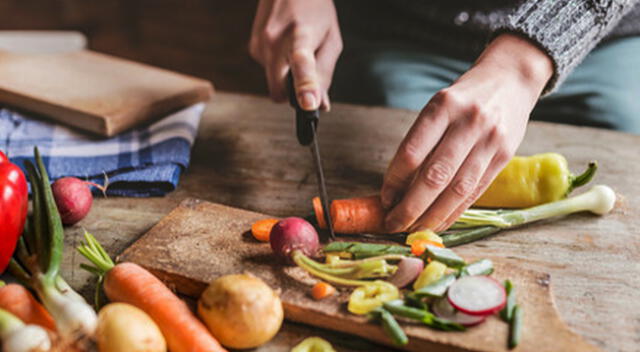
[287,74,336,240]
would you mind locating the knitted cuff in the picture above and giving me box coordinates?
[495,0,632,94]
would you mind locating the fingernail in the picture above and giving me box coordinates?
[300,92,317,110]
[385,217,404,233]
[381,189,396,209]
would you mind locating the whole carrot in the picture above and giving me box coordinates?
[0,281,56,331]
[313,195,385,234]
[78,232,227,352]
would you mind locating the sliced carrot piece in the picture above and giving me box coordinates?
[312,197,327,229]
[411,239,445,256]
[331,195,385,234]
[251,218,280,242]
[311,281,336,300]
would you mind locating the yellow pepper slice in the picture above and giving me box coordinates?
[413,261,447,290]
[475,153,597,208]
[291,337,336,352]
[347,280,399,315]
[405,230,443,245]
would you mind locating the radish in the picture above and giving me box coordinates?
[388,257,424,288]
[432,297,487,327]
[52,177,107,226]
[447,275,506,316]
[270,217,320,262]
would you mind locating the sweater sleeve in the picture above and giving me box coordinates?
[495,0,639,93]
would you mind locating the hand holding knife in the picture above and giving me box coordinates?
[287,73,336,241]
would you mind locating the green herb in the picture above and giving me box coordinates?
[500,280,517,322]
[371,308,408,346]
[413,274,457,298]
[459,259,494,277]
[509,305,523,349]
[424,246,465,268]
[324,242,411,259]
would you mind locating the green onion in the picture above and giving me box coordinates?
[424,246,465,268]
[413,274,456,298]
[8,147,97,343]
[324,242,411,259]
[500,280,517,322]
[371,308,408,346]
[459,259,494,277]
[382,300,465,332]
[509,305,523,349]
[0,308,52,352]
[443,185,616,247]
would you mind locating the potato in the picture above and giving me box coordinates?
[198,273,283,349]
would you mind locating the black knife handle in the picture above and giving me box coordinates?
[287,73,319,146]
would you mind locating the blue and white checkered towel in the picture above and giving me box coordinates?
[0,104,204,197]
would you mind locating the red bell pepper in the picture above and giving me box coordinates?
[0,150,28,272]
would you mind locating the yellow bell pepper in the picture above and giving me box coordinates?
[475,153,597,208]
[413,261,447,290]
[291,337,336,352]
[347,280,399,315]
[405,230,443,245]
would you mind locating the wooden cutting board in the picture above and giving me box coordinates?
[119,199,600,352]
[0,50,213,136]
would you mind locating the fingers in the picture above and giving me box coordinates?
[439,147,513,231]
[408,141,496,233]
[315,27,343,111]
[380,100,450,210]
[384,112,485,233]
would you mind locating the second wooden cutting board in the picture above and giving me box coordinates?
[0,50,213,136]
[119,199,600,352]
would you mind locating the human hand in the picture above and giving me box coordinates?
[249,0,342,111]
[381,34,553,233]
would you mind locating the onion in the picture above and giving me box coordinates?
[198,273,283,349]
[388,257,424,288]
[270,217,320,262]
[96,303,166,352]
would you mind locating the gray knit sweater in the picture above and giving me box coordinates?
[336,1,640,92]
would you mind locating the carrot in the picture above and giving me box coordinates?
[411,239,445,256]
[251,218,279,242]
[312,197,327,229]
[78,232,227,352]
[313,195,385,234]
[0,282,56,331]
[311,282,336,300]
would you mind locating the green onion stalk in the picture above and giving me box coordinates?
[8,147,97,344]
[291,250,399,286]
[443,185,616,247]
[0,307,52,352]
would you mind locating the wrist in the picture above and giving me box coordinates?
[475,33,554,96]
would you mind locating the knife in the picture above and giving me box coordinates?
[287,74,336,241]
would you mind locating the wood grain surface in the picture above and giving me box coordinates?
[119,198,600,352]
[0,50,213,136]
[60,93,640,352]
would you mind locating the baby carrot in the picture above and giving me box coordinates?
[313,195,385,234]
[78,232,227,352]
[251,218,279,242]
[311,282,336,300]
[411,240,445,256]
[0,282,56,331]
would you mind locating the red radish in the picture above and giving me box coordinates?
[52,177,107,226]
[432,297,487,326]
[388,257,424,288]
[269,217,320,263]
[447,275,506,316]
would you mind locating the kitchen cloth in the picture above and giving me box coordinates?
[0,103,204,197]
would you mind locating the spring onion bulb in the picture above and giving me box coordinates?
[0,308,51,352]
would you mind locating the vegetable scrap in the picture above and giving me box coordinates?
[311,282,337,300]
[291,337,336,352]
[251,218,280,242]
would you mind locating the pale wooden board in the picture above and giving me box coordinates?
[62,93,640,351]
[0,50,213,136]
[119,199,600,352]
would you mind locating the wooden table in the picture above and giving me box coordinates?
[62,92,639,352]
